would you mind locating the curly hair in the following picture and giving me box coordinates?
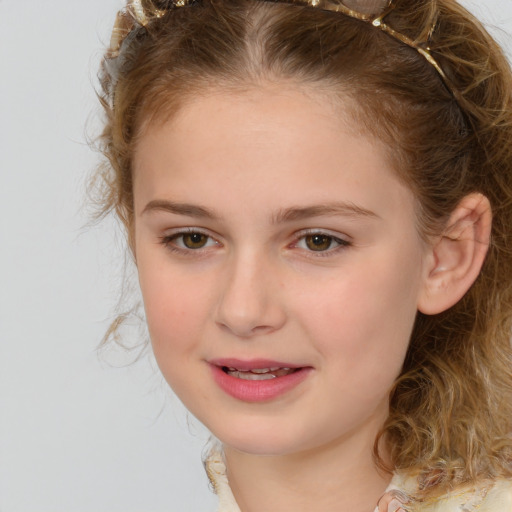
[93,0,512,498]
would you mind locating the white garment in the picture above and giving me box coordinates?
[205,448,512,512]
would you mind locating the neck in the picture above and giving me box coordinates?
[223,422,392,512]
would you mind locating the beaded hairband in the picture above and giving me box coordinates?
[109,0,457,100]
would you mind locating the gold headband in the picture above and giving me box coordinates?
[109,0,456,99]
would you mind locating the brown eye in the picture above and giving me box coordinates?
[182,232,209,249]
[305,234,335,251]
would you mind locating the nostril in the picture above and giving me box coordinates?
[216,318,279,338]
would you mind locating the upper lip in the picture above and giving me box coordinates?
[208,358,304,371]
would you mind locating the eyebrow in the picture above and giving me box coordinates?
[142,200,220,219]
[141,199,379,222]
[271,203,380,224]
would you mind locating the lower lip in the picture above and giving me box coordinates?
[210,365,311,403]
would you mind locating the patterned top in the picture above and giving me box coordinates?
[205,449,512,512]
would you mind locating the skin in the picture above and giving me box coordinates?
[132,85,438,511]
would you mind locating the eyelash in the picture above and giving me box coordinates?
[159,229,351,257]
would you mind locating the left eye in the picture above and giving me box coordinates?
[296,233,347,252]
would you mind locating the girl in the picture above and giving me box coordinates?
[95,0,512,510]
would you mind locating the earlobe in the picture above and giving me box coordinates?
[418,193,492,315]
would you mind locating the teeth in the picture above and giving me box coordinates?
[225,367,297,380]
[234,371,276,381]
[226,367,290,373]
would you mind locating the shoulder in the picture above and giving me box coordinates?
[390,473,512,512]
[476,480,512,511]
[418,480,512,512]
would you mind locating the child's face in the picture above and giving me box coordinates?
[133,86,431,457]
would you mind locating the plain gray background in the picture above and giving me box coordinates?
[1,1,511,511]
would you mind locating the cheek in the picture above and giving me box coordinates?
[140,272,213,403]
[137,258,213,364]
[298,256,421,376]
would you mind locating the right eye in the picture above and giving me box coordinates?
[161,231,219,251]
[178,232,210,249]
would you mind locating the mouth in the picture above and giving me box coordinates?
[221,366,299,381]
[209,359,311,402]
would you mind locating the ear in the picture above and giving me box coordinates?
[418,193,492,315]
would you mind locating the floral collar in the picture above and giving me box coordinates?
[205,448,512,512]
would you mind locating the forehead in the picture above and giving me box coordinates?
[132,85,415,221]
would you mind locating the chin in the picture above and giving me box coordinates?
[209,418,323,457]
[223,438,305,457]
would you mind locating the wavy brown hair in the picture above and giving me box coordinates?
[94,0,512,499]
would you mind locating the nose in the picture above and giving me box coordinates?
[215,251,286,338]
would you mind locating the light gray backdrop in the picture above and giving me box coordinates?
[1,1,511,511]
